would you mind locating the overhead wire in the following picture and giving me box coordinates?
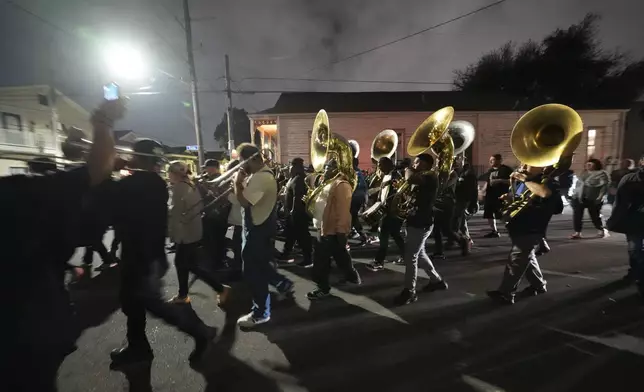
[237,76,453,85]
[305,0,508,74]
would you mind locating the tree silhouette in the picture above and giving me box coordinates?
[453,13,644,107]
[213,108,252,148]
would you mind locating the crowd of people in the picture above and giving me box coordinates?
[1,98,643,392]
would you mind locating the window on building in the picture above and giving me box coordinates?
[392,128,405,161]
[2,112,22,132]
[38,94,49,106]
[587,128,596,158]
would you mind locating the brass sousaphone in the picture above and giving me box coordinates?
[391,106,455,219]
[501,103,583,221]
[360,129,400,226]
[303,110,357,219]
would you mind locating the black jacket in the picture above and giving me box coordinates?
[607,169,644,235]
[286,174,308,216]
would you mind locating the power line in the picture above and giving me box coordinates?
[6,0,77,39]
[158,0,185,31]
[306,0,508,74]
[238,76,452,85]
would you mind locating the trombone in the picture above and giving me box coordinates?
[181,150,263,221]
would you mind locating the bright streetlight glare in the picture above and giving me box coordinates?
[104,45,148,81]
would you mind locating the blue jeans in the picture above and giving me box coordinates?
[626,234,644,287]
[242,206,290,319]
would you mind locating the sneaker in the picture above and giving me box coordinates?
[275,280,295,301]
[518,285,547,298]
[483,231,500,238]
[237,312,270,328]
[597,229,609,238]
[168,295,191,304]
[569,233,582,240]
[297,259,314,268]
[277,253,295,263]
[487,290,515,305]
[393,288,418,306]
[339,271,362,285]
[366,261,385,272]
[217,285,231,307]
[110,345,153,367]
[423,280,448,292]
[392,257,405,266]
[307,289,331,300]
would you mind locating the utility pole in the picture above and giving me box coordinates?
[183,0,206,167]
[224,54,234,155]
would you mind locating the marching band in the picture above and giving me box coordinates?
[5,94,635,391]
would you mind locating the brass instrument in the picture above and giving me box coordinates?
[360,130,399,222]
[501,104,583,222]
[302,109,357,219]
[348,139,360,158]
[391,106,455,219]
[448,120,476,157]
[182,150,263,220]
[0,131,173,173]
[370,129,398,161]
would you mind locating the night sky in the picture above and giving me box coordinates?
[1,0,642,150]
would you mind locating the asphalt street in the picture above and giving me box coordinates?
[58,207,644,392]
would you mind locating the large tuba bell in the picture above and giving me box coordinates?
[447,120,476,156]
[348,139,360,158]
[303,110,357,219]
[371,129,398,161]
[501,103,583,222]
[391,106,454,219]
[510,104,583,168]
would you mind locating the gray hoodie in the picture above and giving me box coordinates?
[573,170,609,202]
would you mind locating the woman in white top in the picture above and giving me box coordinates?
[167,161,230,305]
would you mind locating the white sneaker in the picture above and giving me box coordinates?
[237,312,270,328]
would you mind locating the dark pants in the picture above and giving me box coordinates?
[283,212,313,263]
[571,198,604,232]
[203,217,229,265]
[433,206,462,254]
[350,197,366,238]
[313,235,359,293]
[83,239,111,266]
[375,215,405,262]
[451,200,470,239]
[120,260,209,350]
[110,230,121,258]
[232,225,243,265]
[242,207,291,319]
[627,234,644,288]
[499,234,546,293]
[174,242,225,297]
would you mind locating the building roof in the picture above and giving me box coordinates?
[258,91,629,115]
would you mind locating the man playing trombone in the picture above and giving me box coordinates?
[234,143,294,328]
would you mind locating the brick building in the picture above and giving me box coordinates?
[247,91,629,173]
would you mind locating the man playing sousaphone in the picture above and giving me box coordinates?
[487,103,582,305]
[487,163,558,305]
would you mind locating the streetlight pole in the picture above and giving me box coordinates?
[183,0,205,167]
